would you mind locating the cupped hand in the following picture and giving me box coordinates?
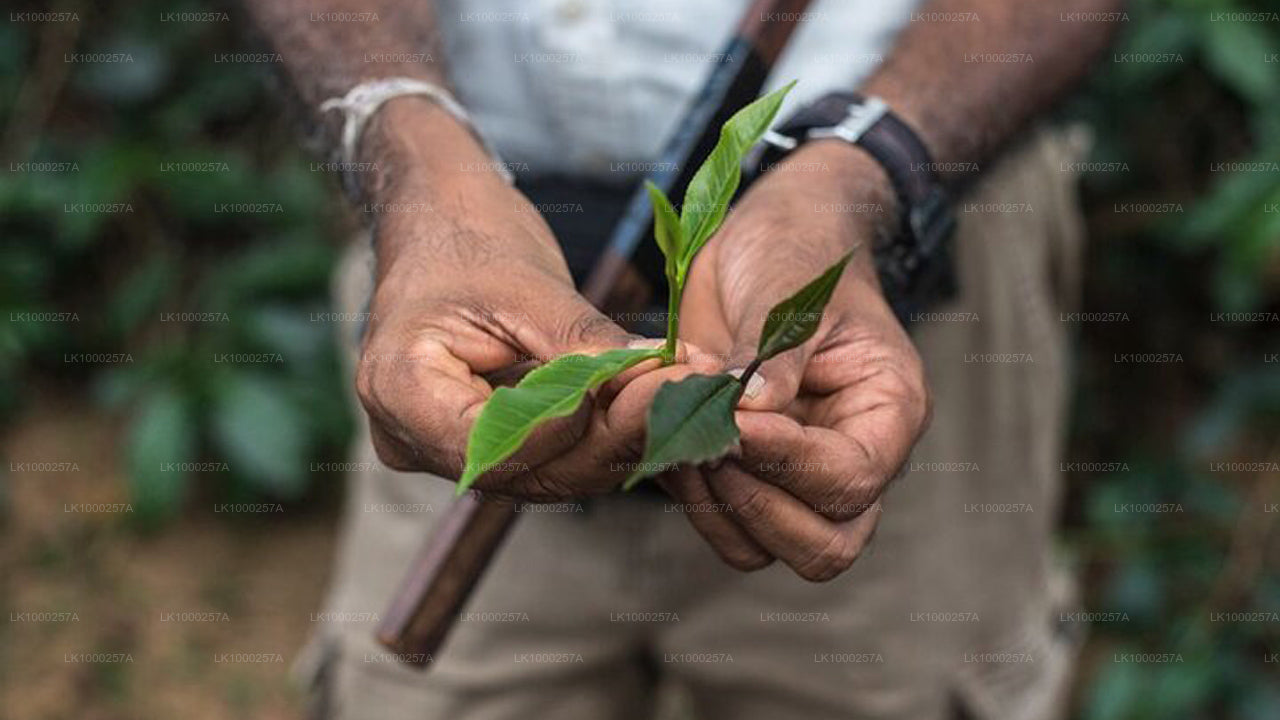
[356,171,714,502]
[662,141,932,580]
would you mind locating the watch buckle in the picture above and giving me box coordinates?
[808,96,889,145]
[761,130,798,151]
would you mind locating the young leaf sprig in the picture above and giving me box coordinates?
[623,252,854,489]
[459,82,853,495]
[647,80,796,364]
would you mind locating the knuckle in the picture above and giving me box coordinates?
[728,483,773,524]
[558,310,618,348]
[370,432,415,472]
[898,349,932,430]
[795,532,859,582]
[916,377,935,436]
[354,359,378,413]
[817,478,879,520]
[720,545,774,572]
[517,466,580,502]
[752,459,786,483]
[436,442,467,480]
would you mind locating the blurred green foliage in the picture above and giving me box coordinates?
[0,0,1277,717]
[1062,0,1280,717]
[0,0,353,524]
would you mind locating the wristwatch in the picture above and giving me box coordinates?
[750,92,958,325]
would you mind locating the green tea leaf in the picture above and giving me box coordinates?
[460,347,662,492]
[756,252,852,363]
[624,373,741,489]
[645,180,682,274]
[678,81,795,277]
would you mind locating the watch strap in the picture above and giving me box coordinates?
[756,91,958,323]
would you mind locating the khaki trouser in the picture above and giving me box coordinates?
[298,127,1090,720]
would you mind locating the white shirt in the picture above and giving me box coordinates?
[435,0,922,179]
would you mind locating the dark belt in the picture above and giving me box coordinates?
[516,174,633,287]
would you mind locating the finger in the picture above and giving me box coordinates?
[464,399,598,490]
[720,260,850,413]
[727,345,803,409]
[515,292,639,363]
[732,410,909,521]
[360,333,598,484]
[706,463,881,582]
[488,359,707,498]
[656,466,773,571]
[357,336,491,478]
[597,339,714,405]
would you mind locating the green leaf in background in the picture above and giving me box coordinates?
[1109,10,1194,88]
[1201,18,1278,106]
[677,81,795,278]
[106,254,173,337]
[211,371,308,498]
[755,252,853,363]
[246,304,330,371]
[127,386,195,524]
[207,236,335,300]
[645,180,682,274]
[459,347,662,492]
[1084,656,1147,720]
[624,373,742,489]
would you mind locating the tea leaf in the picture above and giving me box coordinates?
[645,180,682,275]
[460,347,662,492]
[648,179,686,362]
[624,373,742,489]
[756,252,852,363]
[678,81,795,278]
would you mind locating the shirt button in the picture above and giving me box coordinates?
[557,0,587,22]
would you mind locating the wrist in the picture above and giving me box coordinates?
[788,140,898,237]
[758,141,896,289]
[358,96,510,205]
[360,98,560,277]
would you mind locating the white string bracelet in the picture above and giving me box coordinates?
[319,78,515,187]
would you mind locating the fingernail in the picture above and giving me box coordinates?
[728,368,766,399]
[627,338,665,350]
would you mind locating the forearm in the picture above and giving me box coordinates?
[360,101,525,274]
[245,0,447,117]
[862,0,1125,178]
[246,1,501,201]
[784,0,1123,262]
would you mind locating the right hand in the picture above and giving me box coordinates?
[354,101,710,501]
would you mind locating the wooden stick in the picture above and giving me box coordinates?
[375,494,516,666]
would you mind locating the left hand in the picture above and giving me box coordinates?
[662,140,932,581]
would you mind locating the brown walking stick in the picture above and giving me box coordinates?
[376,0,815,667]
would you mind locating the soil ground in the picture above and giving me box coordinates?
[1,396,338,720]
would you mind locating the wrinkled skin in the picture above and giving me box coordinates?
[662,141,932,581]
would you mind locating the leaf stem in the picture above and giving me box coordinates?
[736,355,765,398]
[662,279,682,364]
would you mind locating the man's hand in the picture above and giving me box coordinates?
[355,101,709,501]
[664,140,931,581]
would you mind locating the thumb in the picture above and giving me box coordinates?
[521,291,639,362]
[726,334,814,412]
